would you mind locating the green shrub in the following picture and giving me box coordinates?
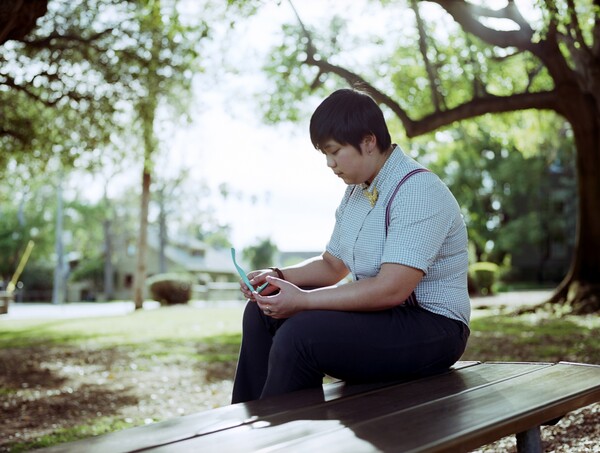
[20,264,54,290]
[70,256,104,286]
[469,262,499,296]
[146,273,194,305]
[19,264,55,301]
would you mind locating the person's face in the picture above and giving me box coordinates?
[321,138,377,185]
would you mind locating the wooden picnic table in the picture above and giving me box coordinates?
[40,360,600,452]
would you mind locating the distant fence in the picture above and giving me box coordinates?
[13,289,53,302]
[193,282,243,301]
[11,284,242,304]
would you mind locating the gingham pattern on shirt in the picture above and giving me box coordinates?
[326,146,471,325]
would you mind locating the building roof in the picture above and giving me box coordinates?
[147,229,237,275]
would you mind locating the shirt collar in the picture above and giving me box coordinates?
[366,144,406,192]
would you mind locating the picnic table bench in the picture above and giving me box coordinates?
[42,361,600,452]
[0,291,12,315]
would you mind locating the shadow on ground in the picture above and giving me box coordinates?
[0,339,237,451]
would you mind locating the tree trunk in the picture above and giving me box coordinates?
[52,177,64,304]
[131,1,161,310]
[0,0,48,45]
[133,169,151,309]
[550,95,600,313]
[158,188,167,274]
[103,218,114,300]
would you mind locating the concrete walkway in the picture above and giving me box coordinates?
[0,300,162,320]
[0,290,554,321]
[471,289,553,309]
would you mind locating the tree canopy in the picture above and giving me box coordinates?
[265,0,599,312]
[0,0,210,177]
[1,0,212,305]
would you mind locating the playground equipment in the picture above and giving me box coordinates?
[1,240,34,314]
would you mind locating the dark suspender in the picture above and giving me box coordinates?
[385,168,430,235]
[385,168,430,307]
[344,167,430,307]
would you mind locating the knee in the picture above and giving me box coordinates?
[270,323,299,359]
[242,300,259,320]
[269,313,318,363]
[241,301,259,327]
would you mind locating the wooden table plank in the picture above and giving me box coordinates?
[143,362,557,452]
[274,362,600,453]
[322,361,480,401]
[40,362,479,452]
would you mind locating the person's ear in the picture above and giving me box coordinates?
[362,134,376,154]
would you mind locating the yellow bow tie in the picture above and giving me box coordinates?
[363,186,379,207]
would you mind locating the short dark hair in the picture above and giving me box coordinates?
[309,88,391,153]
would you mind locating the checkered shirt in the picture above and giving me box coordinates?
[326,146,471,325]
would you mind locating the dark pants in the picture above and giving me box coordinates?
[231,301,470,403]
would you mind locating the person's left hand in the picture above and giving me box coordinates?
[253,276,306,319]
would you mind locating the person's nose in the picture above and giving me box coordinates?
[326,155,336,168]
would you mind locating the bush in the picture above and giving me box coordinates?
[19,264,55,301]
[469,262,499,296]
[146,273,194,305]
[70,256,104,287]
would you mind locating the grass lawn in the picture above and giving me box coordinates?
[1,303,599,451]
[465,309,600,364]
[0,305,244,349]
[0,304,245,452]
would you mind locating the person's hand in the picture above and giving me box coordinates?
[253,276,306,319]
[239,269,280,300]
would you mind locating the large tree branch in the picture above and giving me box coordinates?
[1,70,98,108]
[0,72,59,107]
[403,91,560,137]
[304,53,559,137]
[0,127,29,142]
[290,0,413,126]
[23,27,115,49]
[305,55,414,126]
[432,0,535,50]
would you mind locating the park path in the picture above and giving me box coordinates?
[0,290,554,320]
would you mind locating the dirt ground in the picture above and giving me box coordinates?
[0,343,235,451]
[1,342,599,452]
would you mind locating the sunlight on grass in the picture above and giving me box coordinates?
[0,305,244,349]
[465,313,600,364]
[7,417,142,452]
[1,305,245,451]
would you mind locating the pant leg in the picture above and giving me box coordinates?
[231,301,285,403]
[260,306,469,399]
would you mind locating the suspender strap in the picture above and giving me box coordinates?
[345,167,430,307]
[385,168,430,236]
[384,168,430,307]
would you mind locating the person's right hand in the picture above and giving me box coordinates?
[239,269,280,300]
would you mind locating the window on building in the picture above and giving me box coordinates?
[124,274,133,288]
